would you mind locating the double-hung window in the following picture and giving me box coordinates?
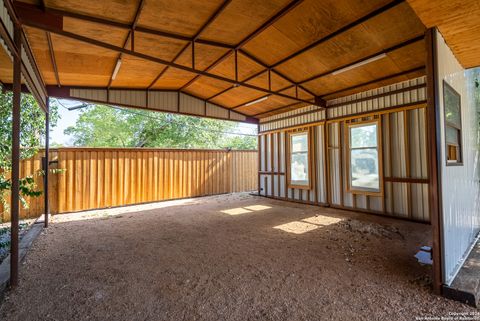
[288,131,310,188]
[347,121,382,194]
[443,81,463,165]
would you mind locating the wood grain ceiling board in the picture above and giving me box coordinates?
[149,68,197,90]
[137,0,223,37]
[44,33,118,86]
[255,102,309,118]
[302,40,425,96]
[133,32,189,62]
[234,94,297,115]
[23,26,56,84]
[183,77,233,99]
[200,0,291,45]
[278,86,314,101]
[63,17,129,48]
[175,43,230,71]
[245,71,292,92]
[44,0,140,24]
[407,0,480,68]
[322,68,425,100]
[210,86,265,107]
[110,56,166,88]
[274,2,425,82]
[0,46,13,84]
[242,0,390,65]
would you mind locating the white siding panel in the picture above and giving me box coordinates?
[435,30,480,285]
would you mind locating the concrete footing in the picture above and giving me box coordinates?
[443,241,480,307]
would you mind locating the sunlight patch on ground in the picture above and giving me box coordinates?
[221,204,272,216]
[302,216,343,226]
[274,215,345,234]
[51,198,200,224]
[273,221,319,234]
[221,208,253,215]
[244,205,271,211]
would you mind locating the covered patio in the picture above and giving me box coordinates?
[0,194,472,320]
[0,0,480,314]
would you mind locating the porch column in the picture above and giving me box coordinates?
[10,22,22,288]
[44,98,50,228]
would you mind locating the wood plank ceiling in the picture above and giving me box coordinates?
[10,0,427,118]
[407,0,480,69]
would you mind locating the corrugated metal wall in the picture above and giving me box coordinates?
[258,76,429,222]
[435,31,480,285]
[69,88,247,122]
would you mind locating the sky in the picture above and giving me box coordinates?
[50,99,258,146]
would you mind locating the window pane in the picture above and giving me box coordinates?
[291,134,308,153]
[350,148,379,191]
[350,124,377,148]
[291,152,309,185]
[446,125,459,145]
[444,84,461,127]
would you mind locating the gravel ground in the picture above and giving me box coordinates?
[0,193,473,321]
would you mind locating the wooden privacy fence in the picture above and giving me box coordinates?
[1,148,258,221]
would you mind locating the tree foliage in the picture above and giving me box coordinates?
[0,91,59,216]
[65,105,257,149]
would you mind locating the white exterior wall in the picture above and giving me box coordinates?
[434,30,480,285]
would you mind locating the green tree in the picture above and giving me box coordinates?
[0,91,59,215]
[65,105,257,149]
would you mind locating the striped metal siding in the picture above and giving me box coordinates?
[179,93,204,116]
[148,91,177,112]
[435,31,480,285]
[258,76,429,223]
[327,109,429,221]
[259,105,325,132]
[259,126,326,204]
[326,77,426,119]
[68,88,246,122]
[21,45,47,104]
[0,0,13,60]
[258,76,427,134]
[206,102,229,119]
[110,89,146,108]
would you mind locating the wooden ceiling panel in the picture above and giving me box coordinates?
[407,0,480,68]
[275,3,425,83]
[150,69,197,90]
[134,32,188,62]
[44,0,140,24]
[234,95,297,115]
[23,26,56,85]
[200,0,291,45]
[243,0,389,65]
[323,68,425,100]
[210,86,265,108]
[0,46,13,84]
[279,86,314,101]
[361,2,425,48]
[274,25,378,82]
[302,47,424,97]
[137,0,222,37]
[183,77,232,99]
[237,52,264,81]
[63,17,129,48]
[244,70,292,92]
[176,43,230,71]
[256,102,309,118]
[110,56,165,88]
[209,54,235,80]
[50,33,118,86]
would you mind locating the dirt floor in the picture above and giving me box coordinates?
[0,193,474,321]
